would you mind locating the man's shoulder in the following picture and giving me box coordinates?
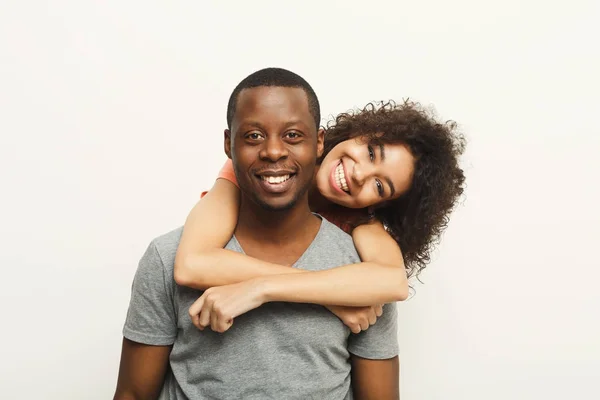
[147,226,184,269]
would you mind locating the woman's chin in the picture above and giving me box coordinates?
[328,194,353,208]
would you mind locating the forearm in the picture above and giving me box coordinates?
[176,249,302,290]
[177,203,408,304]
[260,262,407,307]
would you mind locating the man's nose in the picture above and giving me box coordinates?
[259,136,288,162]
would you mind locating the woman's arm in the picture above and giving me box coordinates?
[174,178,306,288]
[260,220,409,305]
[174,158,408,304]
[179,198,409,305]
[188,222,408,332]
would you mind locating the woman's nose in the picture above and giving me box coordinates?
[352,164,365,186]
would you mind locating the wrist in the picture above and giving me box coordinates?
[255,276,275,303]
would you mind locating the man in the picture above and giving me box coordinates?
[114,68,399,399]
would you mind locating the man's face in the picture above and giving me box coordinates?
[225,86,324,211]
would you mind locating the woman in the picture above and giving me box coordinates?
[175,100,466,332]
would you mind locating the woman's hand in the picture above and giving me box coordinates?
[326,304,383,334]
[188,278,267,333]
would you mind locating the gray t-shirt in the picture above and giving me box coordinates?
[123,217,399,400]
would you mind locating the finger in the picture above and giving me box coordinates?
[217,315,234,333]
[189,297,205,330]
[359,319,370,332]
[198,302,212,330]
[210,304,220,332]
[350,324,362,334]
[216,303,234,332]
[375,304,383,317]
[368,309,377,325]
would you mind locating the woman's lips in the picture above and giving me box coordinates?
[329,160,348,195]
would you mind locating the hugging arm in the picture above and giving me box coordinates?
[252,221,408,306]
[175,168,408,306]
[174,178,298,287]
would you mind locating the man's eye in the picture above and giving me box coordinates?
[368,145,375,161]
[286,131,300,139]
[248,132,263,140]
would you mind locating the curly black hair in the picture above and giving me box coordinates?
[321,100,466,278]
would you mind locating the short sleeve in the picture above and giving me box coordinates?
[201,159,239,198]
[123,241,177,345]
[217,159,238,187]
[347,302,399,359]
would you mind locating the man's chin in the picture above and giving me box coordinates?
[253,195,298,212]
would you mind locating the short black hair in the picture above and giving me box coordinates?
[226,67,321,130]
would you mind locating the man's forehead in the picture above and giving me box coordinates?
[233,86,311,124]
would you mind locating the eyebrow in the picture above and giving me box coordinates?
[242,121,266,129]
[379,143,386,161]
[282,120,306,129]
[385,176,396,198]
[379,143,396,197]
[240,120,306,131]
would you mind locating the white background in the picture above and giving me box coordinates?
[1,1,599,399]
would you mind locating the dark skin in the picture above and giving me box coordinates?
[352,355,400,400]
[114,85,399,399]
[226,86,324,263]
[113,339,171,400]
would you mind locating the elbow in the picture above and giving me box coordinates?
[173,254,205,287]
[173,267,190,287]
[173,256,190,286]
[391,269,409,302]
[395,283,409,302]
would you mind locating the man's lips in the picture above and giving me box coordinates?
[256,170,295,176]
[255,172,296,194]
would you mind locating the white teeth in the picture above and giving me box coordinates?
[262,175,290,184]
[335,163,349,193]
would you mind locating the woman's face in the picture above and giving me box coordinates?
[316,136,415,209]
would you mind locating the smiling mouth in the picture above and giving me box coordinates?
[261,174,291,184]
[256,172,296,194]
[334,162,350,193]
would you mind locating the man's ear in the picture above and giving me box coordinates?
[224,129,232,159]
[316,128,325,158]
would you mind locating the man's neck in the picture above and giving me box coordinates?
[308,165,332,212]
[235,195,320,247]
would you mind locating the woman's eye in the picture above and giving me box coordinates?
[368,145,375,161]
[376,180,384,197]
